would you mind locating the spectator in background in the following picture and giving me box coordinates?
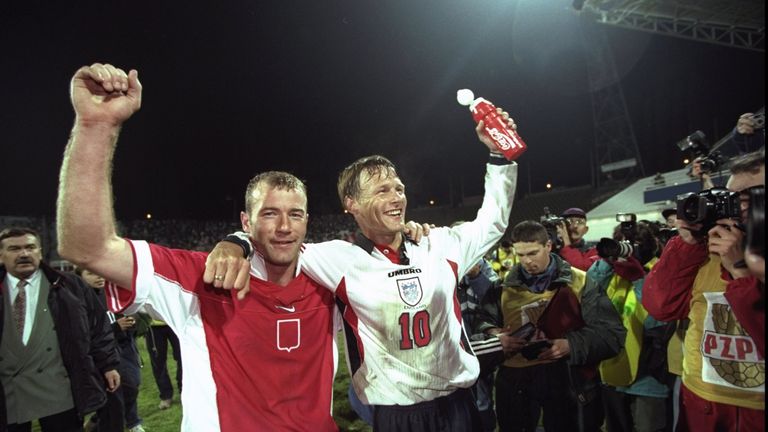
[457,257,500,432]
[731,111,765,155]
[643,150,765,431]
[661,208,677,229]
[592,223,672,432]
[490,240,516,280]
[475,221,625,432]
[557,208,599,271]
[1,227,120,432]
[115,214,358,252]
[145,319,182,411]
[78,268,144,432]
[690,158,717,189]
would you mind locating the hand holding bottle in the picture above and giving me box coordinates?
[458,89,527,160]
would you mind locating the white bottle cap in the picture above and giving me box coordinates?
[456,89,475,106]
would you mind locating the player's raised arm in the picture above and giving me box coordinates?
[57,63,142,289]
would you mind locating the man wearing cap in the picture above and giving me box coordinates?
[556,208,599,272]
[662,208,677,228]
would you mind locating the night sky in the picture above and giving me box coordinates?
[1,1,764,221]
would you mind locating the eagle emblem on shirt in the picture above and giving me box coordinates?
[397,277,423,306]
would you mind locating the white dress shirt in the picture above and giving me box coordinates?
[5,269,42,345]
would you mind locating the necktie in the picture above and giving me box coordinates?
[14,280,27,338]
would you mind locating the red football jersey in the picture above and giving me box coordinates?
[106,241,339,432]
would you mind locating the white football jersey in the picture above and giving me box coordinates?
[299,162,517,405]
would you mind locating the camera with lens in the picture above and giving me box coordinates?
[596,238,634,260]
[616,213,638,243]
[676,130,725,174]
[676,187,741,232]
[643,220,678,251]
[539,206,565,251]
[656,227,679,248]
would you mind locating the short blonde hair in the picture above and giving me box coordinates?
[244,171,308,213]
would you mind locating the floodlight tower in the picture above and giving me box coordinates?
[574,0,765,186]
[575,0,765,52]
[579,16,645,186]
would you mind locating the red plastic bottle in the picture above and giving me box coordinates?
[457,89,527,161]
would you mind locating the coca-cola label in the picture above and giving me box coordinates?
[487,127,513,150]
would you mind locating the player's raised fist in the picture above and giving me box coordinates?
[70,62,142,126]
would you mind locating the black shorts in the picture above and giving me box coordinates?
[372,388,482,432]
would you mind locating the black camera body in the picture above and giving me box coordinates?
[616,213,638,243]
[677,130,708,155]
[656,227,679,248]
[540,207,565,251]
[698,155,724,174]
[676,130,724,174]
[676,187,741,232]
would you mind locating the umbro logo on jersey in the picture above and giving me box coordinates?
[388,268,422,278]
[275,305,296,313]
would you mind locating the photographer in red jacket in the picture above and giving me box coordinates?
[557,208,599,271]
[642,150,764,432]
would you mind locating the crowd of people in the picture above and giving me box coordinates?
[117,214,357,252]
[0,226,186,432]
[0,60,763,432]
[477,146,765,432]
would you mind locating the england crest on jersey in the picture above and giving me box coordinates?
[277,319,301,352]
[397,277,423,306]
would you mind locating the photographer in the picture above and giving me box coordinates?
[475,221,624,432]
[661,208,677,229]
[643,150,765,431]
[591,223,672,432]
[731,111,765,155]
[556,208,600,271]
[690,157,717,189]
[727,184,765,358]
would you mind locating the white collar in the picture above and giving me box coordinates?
[6,268,41,288]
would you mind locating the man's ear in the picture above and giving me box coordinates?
[584,226,589,234]
[344,196,357,215]
[545,240,553,253]
[240,211,251,232]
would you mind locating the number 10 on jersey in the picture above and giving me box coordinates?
[399,310,432,350]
